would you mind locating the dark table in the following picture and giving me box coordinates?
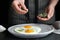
[0,31,60,40]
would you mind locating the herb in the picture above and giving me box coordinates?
[38,12,48,18]
[18,29,24,32]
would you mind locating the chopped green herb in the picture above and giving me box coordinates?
[18,29,24,31]
[38,12,48,18]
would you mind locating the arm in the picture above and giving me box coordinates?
[37,0,59,21]
[47,0,59,19]
[49,0,59,8]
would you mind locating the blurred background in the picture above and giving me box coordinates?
[0,0,60,27]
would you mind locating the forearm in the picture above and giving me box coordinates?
[49,0,59,7]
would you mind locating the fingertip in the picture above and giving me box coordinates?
[25,9,28,12]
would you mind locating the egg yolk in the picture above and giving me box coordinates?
[25,29,34,33]
[24,25,32,28]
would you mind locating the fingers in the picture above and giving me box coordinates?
[43,7,54,21]
[16,4,27,14]
[19,4,28,14]
[48,9,54,19]
[37,16,49,21]
[12,1,28,14]
[37,7,50,21]
[37,8,54,21]
[21,4,28,11]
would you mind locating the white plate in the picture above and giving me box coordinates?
[8,23,54,38]
[53,28,60,34]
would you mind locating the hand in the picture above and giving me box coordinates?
[37,5,55,21]
[11,0,28,14]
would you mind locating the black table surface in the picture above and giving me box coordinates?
[0,30,60,40]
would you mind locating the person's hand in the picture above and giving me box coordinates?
[11,0,28,14]
[37,5,55,21]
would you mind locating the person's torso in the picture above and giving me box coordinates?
[9,0,55,25]
[25,0,50,22]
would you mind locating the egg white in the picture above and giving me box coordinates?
[14,26,41,34]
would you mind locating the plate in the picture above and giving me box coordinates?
[8,23,54,38]
[53,28,60,34]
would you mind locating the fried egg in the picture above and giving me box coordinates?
[24,25,32,29]
[14,25,41,34]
